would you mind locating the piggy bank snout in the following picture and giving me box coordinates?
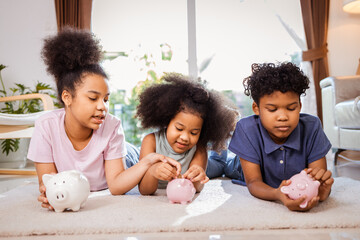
[54,190,68,202]
[296,181,306,190]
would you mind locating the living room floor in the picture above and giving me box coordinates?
[0,150,359,239]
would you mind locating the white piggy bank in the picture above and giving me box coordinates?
[42,170,90,213]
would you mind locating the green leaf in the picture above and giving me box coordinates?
[0,64,7,71]
[35,81,52,92]
[160,43,172,61]
[102,51,128,61]
[9,88,19,94]
[1,139,20,156]
[147,70,157,82]
[14,83,29,94]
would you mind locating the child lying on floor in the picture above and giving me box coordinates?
[136,73,239,194]
[28,27,179,210]
[223,62,334,211]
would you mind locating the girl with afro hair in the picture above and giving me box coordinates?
[27,27,180,210]
[136,73,239,194]
[226,62,333,211]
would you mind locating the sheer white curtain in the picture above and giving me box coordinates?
[276,14,317,116]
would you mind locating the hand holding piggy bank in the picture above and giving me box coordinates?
[42,170,90,213]
[166,178,196,204]
[281,170,320,208]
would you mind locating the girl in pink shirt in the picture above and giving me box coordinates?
[28,27,180,210]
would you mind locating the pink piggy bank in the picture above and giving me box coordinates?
[166,178,196,204]
[281,170,320,208]
[42,170,90,213]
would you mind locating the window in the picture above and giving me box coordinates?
[196,0,304,90]
[92,0,304,145]
[92,0,189,93]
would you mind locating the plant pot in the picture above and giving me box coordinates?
[0,138,30,169]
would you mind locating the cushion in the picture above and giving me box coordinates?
[0,111,51,126]
[335,98,360,129]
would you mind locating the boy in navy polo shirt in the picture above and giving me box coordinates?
[226,62,333,211]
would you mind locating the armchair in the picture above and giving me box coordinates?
[320,76,360,164]
[0,93,54,174]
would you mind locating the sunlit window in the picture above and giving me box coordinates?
[92,0,188,93]
[196,0,304,90]
[92,0,304,145]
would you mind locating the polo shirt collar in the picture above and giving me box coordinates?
[259,121,301,154]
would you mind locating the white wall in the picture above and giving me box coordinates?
[0,0,57,92]
[0,0,359,93]
[328,0,360,76]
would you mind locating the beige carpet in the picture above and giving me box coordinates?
[0,177,359,237]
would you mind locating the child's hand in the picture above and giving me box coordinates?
[142,153,181,176]
[306,168,334,201]
[38,184,54,211]
[277,180,319,212]
[183,165,209,184]
[152,162,180,181]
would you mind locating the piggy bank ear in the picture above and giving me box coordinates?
[62,170,82,182]
[180,179,186,185]
[280,186,289,194]
[42,174,53,186]
[68,170,81,180]
[314,180,320,187]
[69,170,79,175]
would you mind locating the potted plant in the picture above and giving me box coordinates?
[0,64,58,168]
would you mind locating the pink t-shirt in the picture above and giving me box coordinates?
[27,108,127,191]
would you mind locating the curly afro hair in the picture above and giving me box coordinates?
[41,27,107,105]
[136,73,239,152]
[243,62,310,105]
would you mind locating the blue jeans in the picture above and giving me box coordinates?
[206,150,227,178]
[125,142,140,168]
[206,150,246,185]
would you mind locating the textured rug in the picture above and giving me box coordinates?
[0,177,359,237]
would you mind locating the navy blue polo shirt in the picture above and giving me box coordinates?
[228,113,331,188]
